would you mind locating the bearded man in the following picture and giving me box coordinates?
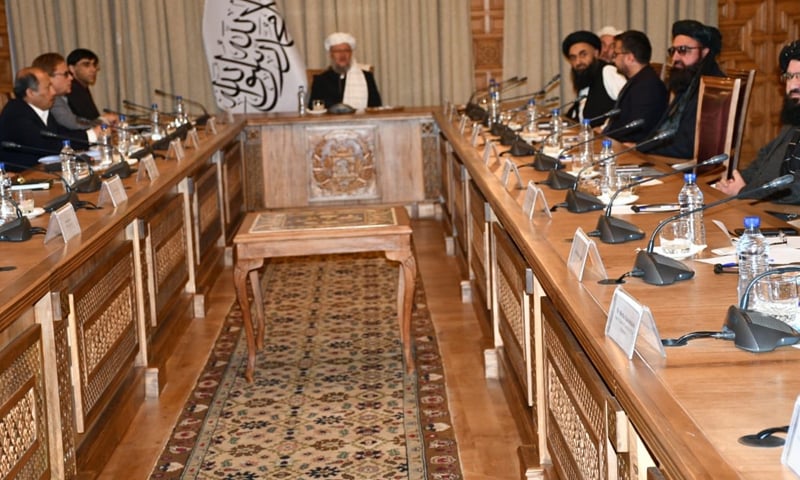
[308,32,382,110]
[639,20,725,158]
[716,41,800,204]
[562,30,626,127]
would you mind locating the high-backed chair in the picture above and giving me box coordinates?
[693,75,741,173]
[724,68,757,175]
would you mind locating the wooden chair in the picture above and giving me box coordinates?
[693,75,741,172]
[724,68,757,175]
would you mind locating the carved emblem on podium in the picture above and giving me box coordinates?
[308,126,378,201]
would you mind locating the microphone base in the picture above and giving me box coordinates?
[596,216,645,244]
[44,191,80,213]
[545,169,577,190]
[633,250,694,286]
[0,216,32,242]
[73,174,102,193]
[532,152,563,171]
[565,190,604,213]
[723,305,800,352]
[102,161,132,179]
[507,138,537,157]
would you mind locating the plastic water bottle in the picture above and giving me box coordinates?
[737,216,769,308]
[298,86,307,115]
[150,103,163,140]
[573,118,593,173]
[677,173,705,248]
[0,163,14,226]
[546,108,562,148]
[488,79,500,126]
[98,124,113,165]
[175,96,189,126]
[60,140,75,186]
[524,99,537,133]
[598,139,615,197]
[117,114,130,157]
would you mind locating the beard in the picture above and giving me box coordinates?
[667,62,700,93]
[571,60,602,91]
[780,90,800,126]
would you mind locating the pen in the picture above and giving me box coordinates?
[630,203,680,213]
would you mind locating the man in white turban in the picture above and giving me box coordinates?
[308,32,382,110]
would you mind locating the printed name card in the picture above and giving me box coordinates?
[44,203,80,243]
[185,128,200,149]
[458,114,468,134]
[206,116,218,135]
[483,140,499,165]
[567,227,606,281]
[471,124,483,147]
[137,154,160,182]
[98,175,128,207]
[605,286,665,360]
[168,139,185,161]
[501,158,523,190]
[783,396,800,474]
[522,181,552,219]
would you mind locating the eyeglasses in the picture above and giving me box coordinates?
[667,45,700,56]
[50,71,71,78]
[612,50,629,59]
[782,72,800,82]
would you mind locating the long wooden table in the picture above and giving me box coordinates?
[437,111,800,479]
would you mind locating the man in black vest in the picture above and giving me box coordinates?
[716,41,800,204]
[562,30,626,127]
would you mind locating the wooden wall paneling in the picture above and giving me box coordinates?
[471,0,505,92]
[718,0,800,169]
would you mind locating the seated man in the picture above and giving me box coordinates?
[66,48,116,124]
[32,52,107,132]
[0,67,90,171]
[638,20,725,159]
[716,41,800,204]
[597,25,623,63]
[562,30,626,127]
[604,30,668,143]
[309,32,382,110]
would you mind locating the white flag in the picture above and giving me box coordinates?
[202,0,307,113]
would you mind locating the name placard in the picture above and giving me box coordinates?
[783,396,800,474]
[605,286,665,360]
[185,128,200,149]
[137,154,160,182]
[44,203,81,243]
[501,158,523,190]
[471,124,483,147]
[206,116,218,135]
[458,114,468,134]
[168,139,185,161]
[567,227,607,281]
[98,175,128,207]
[483,140,499,165]
[522,181,552,219]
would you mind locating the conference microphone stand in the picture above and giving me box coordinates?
[0,149,85,213]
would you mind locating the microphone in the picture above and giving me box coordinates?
[122,99,153,112]
[154,89,212,125]
[41,130,133,179]
[633,174,795,285]
[0,147,82,213]
[723,266,800,352]
[563,128,674,213]
[464,76,520,121]
[592,152,727,244]
[103,108,148,121]
[538,119,645,190]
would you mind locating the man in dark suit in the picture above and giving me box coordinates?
[604,30,668,143]
[0,67,91,171]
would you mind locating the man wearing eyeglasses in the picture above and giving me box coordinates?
[639,20,725,159]
[32,53,105,134]
[66,48,116,125]
[308,32,382,110]
[603,30,668,143]
[716,41,800,204]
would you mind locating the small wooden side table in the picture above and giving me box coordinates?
[232,206,416,383]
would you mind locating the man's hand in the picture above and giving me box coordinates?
[715,169,746,195]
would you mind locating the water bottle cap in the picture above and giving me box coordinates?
[551,108,560,115]
[744,216,761,229]
[176,95,183,101]
[601,139,612,147]
[527,99,535,105]
[62,140,70,147]
[119,114,126,121]
[151,103,158,109]
[582,118,591,126]
[683,172,696,182]
[101,124,108,131]
[0,162,5,171]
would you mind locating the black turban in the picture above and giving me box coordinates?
[780,41,800,73]
[562,31,601,57]
[672,20,721,56]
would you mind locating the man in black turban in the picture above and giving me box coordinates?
[716,40,800,204]
[639,20,725,159]
[561,30,626,127]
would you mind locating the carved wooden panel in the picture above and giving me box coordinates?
[0,1,13,98]
[221,138,245,244]
[53,293,77,478]
[719,0,800,168]
[451,156,471,280]
[471,0,505,89]
[193,162,223,266]
[469,181,491,310]
[0,326,49,479]
[420,119,441,201]
[307,125,379,201]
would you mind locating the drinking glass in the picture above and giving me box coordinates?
[756,274,799,328]
[659,220,692,256]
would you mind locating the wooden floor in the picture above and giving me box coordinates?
[97,218,521,479]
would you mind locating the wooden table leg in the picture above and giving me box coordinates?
[233,257,264,383]
[386,247,417,374]
[249,269,265,350]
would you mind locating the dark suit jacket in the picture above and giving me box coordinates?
[0,98,90,172]
[66,79,100,120]
[309,68,382,109]
[605,65,668,143]
[740,126,800,204]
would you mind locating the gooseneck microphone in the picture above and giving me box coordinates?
[563,128,675,213]
[0,147,82,213]
[465,76,520,121]
[633,174,795,286]
[500,74,561,104]
[154,89,212,125]
[592,153,728,244]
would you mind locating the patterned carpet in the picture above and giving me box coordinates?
[150,253,462,479]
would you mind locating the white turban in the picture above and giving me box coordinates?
[324,32,356,51]
[597,25,622,38]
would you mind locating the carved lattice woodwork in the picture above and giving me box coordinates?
[307,126,379,201]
